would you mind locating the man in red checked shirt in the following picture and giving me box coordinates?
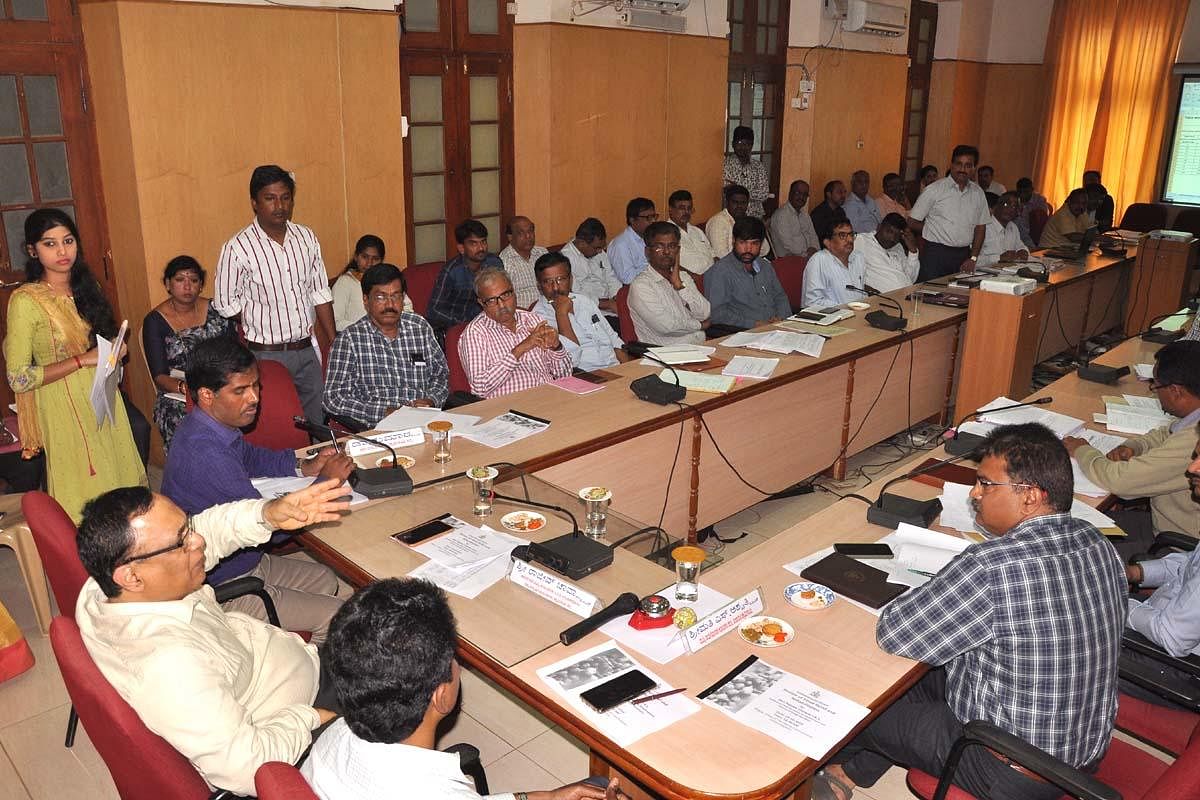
[458,269,572,398]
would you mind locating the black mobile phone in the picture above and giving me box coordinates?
[392,516,454,546]
[579,670,657,713]
[833,542,895,559]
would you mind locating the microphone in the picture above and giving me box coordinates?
[846,285,908,331]
[559,592,640,645]
[622,344,686,405]
[1075,310,1191,384]
[945,397,1053,456]
[864,453,970,529]
[293,416,414,499]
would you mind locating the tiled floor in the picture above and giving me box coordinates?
[0,437,1174,798]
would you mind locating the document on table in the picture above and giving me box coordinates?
[250,475,369,505]
[975,396,1085,438]
[774,319,854,337]
[1103,403,1173,435]
[1133,364,1154,380]
[537,641,699,747]
[720,330,825,357]
[455,410,550,448]
[1069,429,1126,498]
[407,525,528,599]
[375,406,482,433]
[699,656,869,760]
[598,585,733,664]
[1123,394,1163,411]
[722,356,779,379]
[640,345,716,365]
[410,516,526,568]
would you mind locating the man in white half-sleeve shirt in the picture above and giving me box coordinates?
[843,170,882,233]
[976,165,1006,196]
[705,184,770,260]
[559,218,621,320]
[908,145,990,282]
[629,222,710,346]
[803,218,866,308]
[532,252,627,372]
[667,189,718,275]
[215,164,334,426]
[75,482,350,796]
[977,192,1029,268]
[855,214,920,294]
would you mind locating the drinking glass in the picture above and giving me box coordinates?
[579,486,612,539]
[672,545,705,602]
[429,421,453,463]
[468,466,498,516]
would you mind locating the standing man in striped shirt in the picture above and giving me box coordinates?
[215,165,335,426]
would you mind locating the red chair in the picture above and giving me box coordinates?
[906,718,1200,800]
[1116,692,1199,757]
[243,359,309,451]
[1030,207,1049,246]
[691,272,704,296]
[772,255,808,312]
[49,616,234,799]
[444,323,472,395]
[255,762,318,799]
[403,261,443,317]
[1119,203,1168,233]
[615,285,636,342]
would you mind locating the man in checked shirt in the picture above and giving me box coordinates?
[815,423,1126,800]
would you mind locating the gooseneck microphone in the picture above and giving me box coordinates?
[293,416,414,499]
[846,285,908,331]
[559,592,640,645]
[864,452,971,529]
[945,397,1054,456]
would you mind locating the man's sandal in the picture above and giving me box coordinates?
[811,769,855,800]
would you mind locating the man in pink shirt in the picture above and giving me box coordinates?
[458,269,572,398]
[875,172,910,219]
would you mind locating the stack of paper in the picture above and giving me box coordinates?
[658,369,736,394]
[455,411,551,448]
[1133,364,1154,380]
[90,321,128,425]
[251,475,369,506]
[1103,396,1173,435]
[721,330,825,357]
[774,319,854,337]
[376,406,482,433]
[640,345,716,366]
[973,396,1086,438]
[406,518,528,599]
[722,355,779,379]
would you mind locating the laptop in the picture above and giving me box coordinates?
[1042,225,1099,260]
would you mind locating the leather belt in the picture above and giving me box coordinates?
[246,339,312,353]
[985,747,1049,783]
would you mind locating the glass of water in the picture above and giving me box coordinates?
[429,421,453,463]
[579,486,612,539]
[467,466,498,516]
[672,545,706,602]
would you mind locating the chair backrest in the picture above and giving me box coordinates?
[615,285,636,342]
[691,271,704,296]
[1172,208,1200,238]
[444,323,471,394]
[771,255,809,312]
[1029,207,1049,247]
[404,261,443,317]
[256,762,319,799]
[243,359,310,451]
[49,616,213,800]
[1120,203,1168,233]
[22,491,89,615]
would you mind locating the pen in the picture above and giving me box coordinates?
[106,319,129,370]
[908,568,937,578]
[631,687,687,706]
[328,433,341,455]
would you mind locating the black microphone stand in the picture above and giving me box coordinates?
[293,416,414,499]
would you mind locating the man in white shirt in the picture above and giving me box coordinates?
[532,252,627,372]
[978,192,1029,268]
[75,481,350,796]
[803,219,866,308]
[667,189,718,275]
[908,145,990,281]
[559,218,621,319]
[855,213,919,294]
[843,170,882,233]
[609,198,658,284]
[977,165,1006,196]
[1014,178,1051,249]
[705,184,770,259]
[628,222,710,346]
[303,578,629,800]
[498,216,549,309]
[215,165,334,426]
[769,179,820,258]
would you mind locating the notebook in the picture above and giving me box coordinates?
[800,552,909,609]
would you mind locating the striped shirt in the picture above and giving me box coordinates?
[458,309,572,398]
[214,220,334,344]
[877,513,1126,768]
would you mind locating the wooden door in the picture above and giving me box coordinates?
[900,0,938,186]
[725,0,788,204]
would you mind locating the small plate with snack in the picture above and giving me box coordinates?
[783,582,835,611]
[376,455,416,469]
[500,511,547,533]
[739,615,794,647]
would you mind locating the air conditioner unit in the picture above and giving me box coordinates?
[619,7,688,32]
[824,0,907,37]
[624,0,690,12]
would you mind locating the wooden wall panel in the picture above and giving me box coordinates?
[978,63,1046,189]
[949,61,987,158]
[923,59,956,170]
[513,24,553,240]
[664,34,726,221]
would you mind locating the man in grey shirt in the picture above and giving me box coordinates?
[769,179,820,257]
[704,217,791,332]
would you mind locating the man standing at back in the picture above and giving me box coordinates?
[907,145,990,281]
[215,164,334,426]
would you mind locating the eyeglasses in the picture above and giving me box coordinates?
[649,243,680,253]
[974,477,1039,491]
[369,292,405,304]
[1148,381,1174,392]
[117,518,196,566]
[538,275,570,285]
[636,213,659,222]
[480,289,515,307]
[831,231,854,240]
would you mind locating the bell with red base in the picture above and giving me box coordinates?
[628,594,676,630]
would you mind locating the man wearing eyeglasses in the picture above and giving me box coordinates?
[977,191,1029,268]
[458,268,572,398]
[801,218,866,308]
[324,263,449,429]
[609,197,659,285]
[628,221,710,346]
[532,252,627,372]
[74,481,351,797]
[816,423,1125,800]
[1063,340,1200,558]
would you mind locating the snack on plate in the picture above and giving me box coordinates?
[500,511,546,532]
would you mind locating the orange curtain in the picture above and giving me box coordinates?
[1033,0,1187,219]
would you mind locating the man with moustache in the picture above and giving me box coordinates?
[532,252,626,372]
[610,197,660,284]
[843,170,882,233]
[815,424,1126,800]
[458,269,572,398]
[769,179,820,258]
[854,213,919,293]
[802,219,865,308]
[907,145,991,281]
[976,192,1029,268]
[426,219,506,339]
[810,179,848,244]
[703,217,791,332]
[1121,436,1200,707]
[667,189,718,275]
[161,336,354,639]
[324,263,449,429]
[628,221,710,346]
[874,172,910,220]
[705,184,771,259]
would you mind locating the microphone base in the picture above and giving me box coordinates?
[1077,363,1130,385]
[630,374,686,405]
[944,431,987,457]
[866,494,943,530]
[528,532,614,581]
[866,310,908,331]
[1142,329,1184,345]
[349,466,414,499]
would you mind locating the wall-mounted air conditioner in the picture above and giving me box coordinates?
[824,0,907,37]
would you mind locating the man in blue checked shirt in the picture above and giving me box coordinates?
[815,423,1126,800]
[324,263,449,429]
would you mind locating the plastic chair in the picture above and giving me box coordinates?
[255,762,318,799]
[905,717,1200,800]
[243,359,310,451]
[615,285,636,343]
[771,255,809,312]
[1119,203,1168,233]
[50,616,238,800]
[403,261,443,317]
[1030,207,1049,246]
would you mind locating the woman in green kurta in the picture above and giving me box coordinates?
[5,209,146,521]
